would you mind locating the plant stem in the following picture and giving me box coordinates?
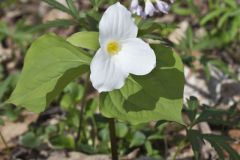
[108,118,118,160]
[0,129,10,156]
[0,130,8,148]
[75,73,90,149]
[172,140,186,160]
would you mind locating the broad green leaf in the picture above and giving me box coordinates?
[100,45,184,125]
[130,131,146,147]
[67,31,99,51]
[115,122,128,138]
[60,82,84,110]
[99,128,109,141]
[7,34,91,113]
[50,135,75,149]
[45,125,58,135]
[20,132,41,149]
[60,94,73,110]
[85,99,98,118]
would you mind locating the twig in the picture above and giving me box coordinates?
[172,139,186,160]
[108,118,118,160]
[0,130,9,155]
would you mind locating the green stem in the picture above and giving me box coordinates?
[91,117,98,148]
[172,140,186,160]
[108,118,118,160]
[0,130,9,153]
[75,73,90,149]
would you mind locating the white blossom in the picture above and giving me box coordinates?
[144,0,156,16]
[90,2,156,92]
[155,0,170,14]
[130,0,139,11]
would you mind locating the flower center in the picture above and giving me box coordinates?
[107,41,121,55]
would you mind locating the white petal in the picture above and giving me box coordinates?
[130,0,139,10]
[99,2,138,45]
[156,0,170,14]
[132,5,146,18]
[144,0,156,16]
[117,38,156,75]
[90,49,129,92]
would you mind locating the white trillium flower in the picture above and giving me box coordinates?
[156,0,170,14]
[90,2,156,92]
[144,0,156,16]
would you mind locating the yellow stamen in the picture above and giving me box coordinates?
[107,41,121,55]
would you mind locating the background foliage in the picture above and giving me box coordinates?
[0,0,240,159]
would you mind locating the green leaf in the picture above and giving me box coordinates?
[100,45,184,125]
[7,34,91,113]
[60,94,72,110]
[45,125,58,135]
[0,21,8,40]
[205,59,237,80]
[0,76,12,101]
[28,19,75,33]
[67,31,99,51]
[210,142,225,160]
[0,117,4,126]
[186,96,199,122]
[171,3,193,16]
[130,131,146,147]
[221,144,240,160]
[187,130,240,160]
[218,10,232,28]
[200,8,227,25]
[224,0,237,8]
[145,140,153,155]
[187,130,203,160]
[99,128,109,141]
[66,0,79,18]
[20,132,41,149]
[193,107,231,126]
[115,122,128,138]
[4,106,20,121]
[60,82,84,110]
[43,0,71,15]
[85,99,98,118]
[50,135,75,149]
